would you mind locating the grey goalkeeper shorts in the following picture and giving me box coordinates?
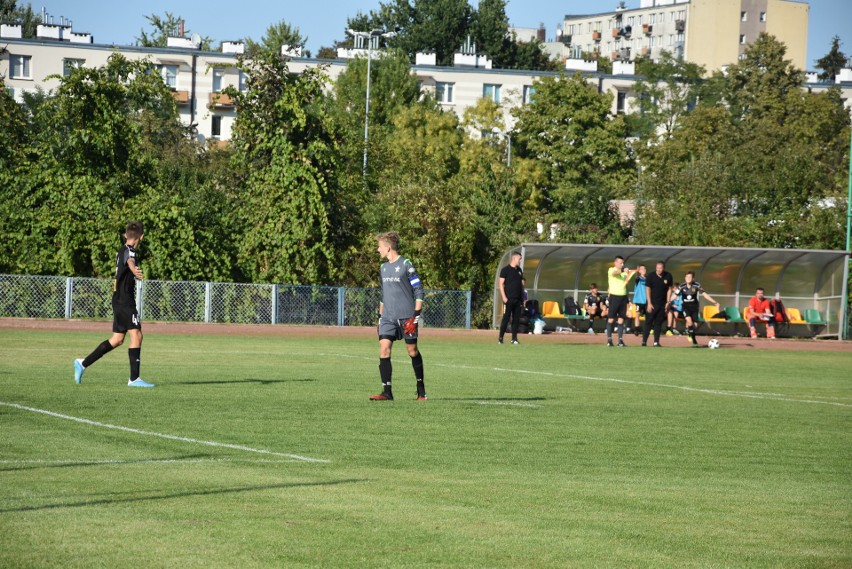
[378,316,418,343]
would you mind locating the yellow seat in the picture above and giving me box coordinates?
[541,301,564,318]
[787,308,805,324]
[703,305,726,322]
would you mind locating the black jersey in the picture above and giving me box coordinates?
[585,292,604,308]
[113,244,138,305]
[499,264,524,300]
[676,281,704,306]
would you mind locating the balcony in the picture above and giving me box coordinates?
[592,31,601,41]
[612,28,620,38]
[675,20,686,32]
[643,24,653,35]
[171,90,190,106]
[208,92,236,109]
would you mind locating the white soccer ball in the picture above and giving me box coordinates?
[707,339,720,349]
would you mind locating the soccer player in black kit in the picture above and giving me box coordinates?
[73,221,154,387]
[498,251,524,345]
[642,261,674,347]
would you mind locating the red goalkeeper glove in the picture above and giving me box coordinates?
[403,311,421,335]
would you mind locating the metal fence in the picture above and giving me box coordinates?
[0,274,472,329]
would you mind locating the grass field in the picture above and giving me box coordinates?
[1,327,850,568]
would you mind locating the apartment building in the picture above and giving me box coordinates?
[561,0,808,73]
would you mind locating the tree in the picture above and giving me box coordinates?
[630,50,706,139]
[136,12,213,51]
[226,50,339,284]
[512,72,634,239]
[471,0,512,67]
[0,0,41,38]
[816,35,847,83]
[245,20,307,58]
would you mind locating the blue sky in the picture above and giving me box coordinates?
[38,0,849,70]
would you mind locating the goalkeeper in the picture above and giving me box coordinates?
[370,232,427,401]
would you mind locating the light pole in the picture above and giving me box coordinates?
[347,28,396,178]
[491,127,512,168]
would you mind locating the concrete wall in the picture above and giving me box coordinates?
[685,0,741,72]
[766,0,809,70]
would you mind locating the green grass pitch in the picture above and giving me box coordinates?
[1,328,850,568]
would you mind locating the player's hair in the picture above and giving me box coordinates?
[614,255,624,262]
[511,251,522,258]
[377,231,400,252]
[685,271,695,278]
[656,261,665,267]
[756,287,765,293]
[125,221,144,239]
[589,283,598,289]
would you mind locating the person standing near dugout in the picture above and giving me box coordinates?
[642,261,674,347]
[370,232,427,401]
[498,251,525,345]
[605,255,637,347]
[73,221,154,387]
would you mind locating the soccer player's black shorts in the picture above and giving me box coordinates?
[112,301,141,333]
[608,295,628,319]
[681,304,699,321]
[378,317,418,344]
[635,303,647,316]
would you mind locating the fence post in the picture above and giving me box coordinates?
[465,290,472,329]
[204,282,212,323]
[65,277,73,319]
[271,284,278,325]
[338,287,345,326]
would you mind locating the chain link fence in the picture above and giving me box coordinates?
[0,274,472,329]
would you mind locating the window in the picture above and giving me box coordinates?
[63,58,85,76]
[212,69,224,92]
[616,91,627,115]
[587,23,592,33]
[436,82,454,104]
[677,33,685,43]
[740,34,746,45]
[239,71,248,92]
[523,85,536,104]
[760,12,766,22]
[627,16,634,27]
[483,84,501,103]
[637,15,643,25]
[741,11,747,22]
[10,54,31,79]
[211,115,222,138]
[669,34,674,46]
[157,64,179,89]
[650,14,656,24]
[568,24,575,35]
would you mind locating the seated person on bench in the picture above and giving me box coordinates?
[584,284,607,334]
[746,287,776,339]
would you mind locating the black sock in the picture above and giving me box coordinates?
[379,357,392,395]
[617,323,624,341]
[688,326,696,343]
[410,352,425,395]
[82,340,113,368]
[605,322,613,339]
[128,347,141,380]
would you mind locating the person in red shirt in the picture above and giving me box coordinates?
[747,287,776,339]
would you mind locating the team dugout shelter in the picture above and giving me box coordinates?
[493,244,850,339]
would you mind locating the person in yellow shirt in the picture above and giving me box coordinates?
[606,255,637,347]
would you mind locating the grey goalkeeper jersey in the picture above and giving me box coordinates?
[380,256,424,321]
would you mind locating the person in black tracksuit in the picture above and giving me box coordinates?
[642,261,674,347]
[498,251,525,345]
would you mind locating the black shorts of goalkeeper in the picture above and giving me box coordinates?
[378,316,418,344]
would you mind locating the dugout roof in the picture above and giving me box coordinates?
[493,244,850,337]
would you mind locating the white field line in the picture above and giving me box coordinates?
[314,352,852,408]
[0,401,330,463]
[0,458,301,465]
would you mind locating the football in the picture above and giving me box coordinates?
[707,338,720,349]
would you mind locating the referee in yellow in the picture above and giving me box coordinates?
[605,255,638,347]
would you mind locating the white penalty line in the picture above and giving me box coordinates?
[0,401,330,463]
[0,458,302,465]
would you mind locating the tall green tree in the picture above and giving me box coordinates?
[512,72,633,241]
[471,0,512,67]
[816,35,847,83]
[226,50,339,284]
[630,50,706,138]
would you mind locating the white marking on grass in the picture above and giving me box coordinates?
[0,458,301,465]
[0,401,330,463]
